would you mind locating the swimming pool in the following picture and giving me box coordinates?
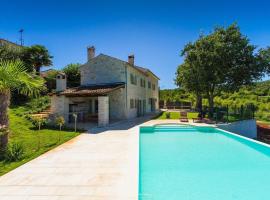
[139,125,270,200]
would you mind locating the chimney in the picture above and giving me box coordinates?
[56,72,67,92]
[128,54,134,65]
[87,46,95,61]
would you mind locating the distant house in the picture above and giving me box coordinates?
[40,69,57,78]
[0,39,21,47]
[50,46,159,126]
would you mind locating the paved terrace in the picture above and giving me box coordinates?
[0,118,213,200]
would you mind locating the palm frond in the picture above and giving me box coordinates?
[0,60,44,96]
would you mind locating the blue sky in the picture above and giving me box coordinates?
[1,0,270,89]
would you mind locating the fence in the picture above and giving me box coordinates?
[202,104,256,123]
[159,101,192,110]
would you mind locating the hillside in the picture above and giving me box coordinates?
[160,80,270,122]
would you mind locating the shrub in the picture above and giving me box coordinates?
[31,117,48,130]
[0,128,9,160]
[55,116,65,142]
[165,112,171,119]
[5,142,24,162]
[55,116,65,131]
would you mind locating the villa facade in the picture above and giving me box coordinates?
[50,46,159,126]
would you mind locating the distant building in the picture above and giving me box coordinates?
[40,69,57,78]
[0,39,21,47]
[50,46,159,126]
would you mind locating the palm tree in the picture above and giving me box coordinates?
[22,45,53,74]
[0,60,44,128]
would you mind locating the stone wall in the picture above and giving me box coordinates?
[126,64,159,119]
[108,88,126,120]
[98,96,109,126]
[51,95,69,122]
[51,53,160,123]
[80,54,126,85]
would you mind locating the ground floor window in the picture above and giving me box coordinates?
[130,99,135,109]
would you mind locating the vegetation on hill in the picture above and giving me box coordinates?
[0,42,81,173]
[160,80,270,122]
[0,107,80,176]
[0,43,53,74]
[0,60,44,129]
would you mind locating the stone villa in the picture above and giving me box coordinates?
[50,46,159,126]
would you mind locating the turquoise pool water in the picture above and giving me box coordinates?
[139,125,270,200]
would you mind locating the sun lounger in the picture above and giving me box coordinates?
[192,117,202,123]
[202,118,215,124]
[180,112,189,122]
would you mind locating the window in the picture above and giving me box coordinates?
[148,81,151,89]
[152,83,156,90]
[130,73,137,85]
[130,99,134,109]
[140,78,146,87]
[135,99,138,108]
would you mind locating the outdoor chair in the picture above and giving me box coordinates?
[180,111,189,122]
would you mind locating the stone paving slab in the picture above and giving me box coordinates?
[0,116,212,200]
[0,125,140,200]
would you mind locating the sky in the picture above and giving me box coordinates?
[1,0,270,89]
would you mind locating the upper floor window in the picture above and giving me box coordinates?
[140,78,146,88]
[148,81,151,89]
[130,73,137,85]
[152,83,156,90]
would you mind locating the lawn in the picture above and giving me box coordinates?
[156,111,199,119]
[0,107,81,176]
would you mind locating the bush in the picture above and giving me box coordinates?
[55,116,65,131]
[31,117,48,130]
[5,142,24,162]
[166,112,171,119]
[0,129,9,160]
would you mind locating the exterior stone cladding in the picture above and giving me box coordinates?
[51,52,159,126]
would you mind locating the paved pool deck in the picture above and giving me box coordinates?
[0,118,213,200]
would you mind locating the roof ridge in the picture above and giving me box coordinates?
[81,53,159,80]
[98,54,159,79]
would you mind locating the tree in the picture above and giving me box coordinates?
[176,24,265,116]
[63,63,81,87]
[22,45,53,74]
[175,62,204,112]
[43,70,59,91]
[0,60,44,128]
[257,47,270,74]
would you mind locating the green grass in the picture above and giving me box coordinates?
[155,112,199,119]
[257,120,270,125]
[0,108,81,176]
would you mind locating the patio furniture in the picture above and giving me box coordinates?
[192,117,202,123]
[180,112,189,122]
[202,118,215,124]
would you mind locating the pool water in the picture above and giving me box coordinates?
[139,126,270,200]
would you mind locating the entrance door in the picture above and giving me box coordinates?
[150,98,156,112]
[143,100,146,116]
[137,100,142,117]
